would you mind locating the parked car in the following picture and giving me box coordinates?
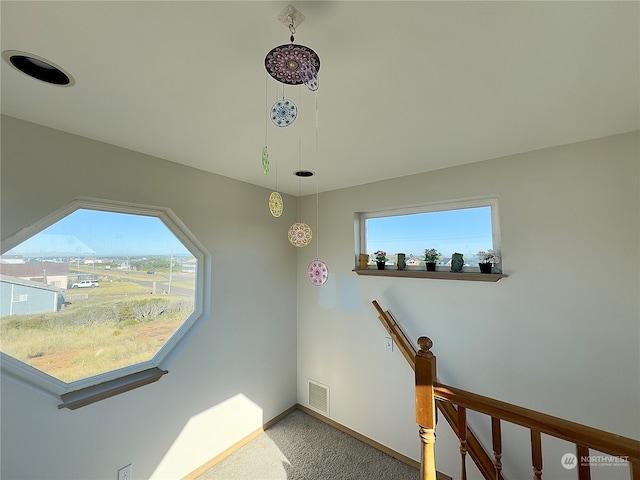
[70,280,99,288]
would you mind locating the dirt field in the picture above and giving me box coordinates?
[28,317,183,382]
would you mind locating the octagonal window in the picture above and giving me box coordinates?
[1,198,207,406]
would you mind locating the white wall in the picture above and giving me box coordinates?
[296,132,640,479]
[0,116,299,480]
[2,116,638,480]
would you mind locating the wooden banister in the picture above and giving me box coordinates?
[371,300,640,480]
[373,301,503,480]
[418,339,500,480]
[432,383,640,464]
[416,337,438,480]
[372,300,416,368]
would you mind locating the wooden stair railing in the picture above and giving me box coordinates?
[373,301,499,480]
[373,300,640,480]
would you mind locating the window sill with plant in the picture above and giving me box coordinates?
[353,249,506,282]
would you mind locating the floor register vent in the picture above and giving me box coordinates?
[308,379,330,415]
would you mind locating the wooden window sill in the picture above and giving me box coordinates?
[58,367,168,410]
[353,269,506,282]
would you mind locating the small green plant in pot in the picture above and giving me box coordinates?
[373,250,388,270]
[424,248,440,271]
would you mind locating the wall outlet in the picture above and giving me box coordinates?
[117,464,132,480]
[385,337,393,352]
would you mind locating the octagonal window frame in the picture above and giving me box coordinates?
[0,197,210,408]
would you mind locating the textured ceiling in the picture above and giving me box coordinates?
[2,1,638,196]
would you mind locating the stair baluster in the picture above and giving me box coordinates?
[458,406,468,480]
[530,429,543,480]
[576,445,591,480]
[491,417,503,480]
[415,337,438,480]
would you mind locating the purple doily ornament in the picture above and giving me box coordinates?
[265,44,321,87]
[307,259,328,286]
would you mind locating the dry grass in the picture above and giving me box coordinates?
[1,281,194,383]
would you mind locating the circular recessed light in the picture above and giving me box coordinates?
[294,170,315,177]
[2,50,75,86]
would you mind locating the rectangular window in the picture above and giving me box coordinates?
[12,294,27,302]
[357,197,501,272]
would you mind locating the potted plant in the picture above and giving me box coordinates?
[424,248,440,271]
[373,250,388,270]
[477,249,501,273]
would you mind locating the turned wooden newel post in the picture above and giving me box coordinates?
[415,336,437,480]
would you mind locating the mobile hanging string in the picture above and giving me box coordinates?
[263,72,269,175]
[315,91,320,260]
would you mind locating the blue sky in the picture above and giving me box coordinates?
[8,207,492,259]
[7,209,191,257]
[366,206,493,258]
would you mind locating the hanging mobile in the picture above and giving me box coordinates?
[264,74,283,217]
[264,14,320,91]
[307,258,328,286]
[308,97,327,286]
[288,221,312,247]
[299,62,319,91]
[262,146,269,174]
[269,191,283,217]
[270,97,297,127]
[289,130,312,247]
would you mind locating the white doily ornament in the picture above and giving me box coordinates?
[269,192,283,217]
[307,258,328,286]
[288,222,312,247]
[270,98,297,127]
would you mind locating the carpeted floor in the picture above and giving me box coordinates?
[196,409,419,480]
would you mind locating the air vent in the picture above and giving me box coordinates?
[308,379,329,415]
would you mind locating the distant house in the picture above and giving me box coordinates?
[0,275,65,317]
[181,258,197,274]
[0,262,70,290]
[117,261,131,271]
[0,255,25,264]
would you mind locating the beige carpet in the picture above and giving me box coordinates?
[196,409,420,480]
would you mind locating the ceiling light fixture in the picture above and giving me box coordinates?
[2,50,75,86]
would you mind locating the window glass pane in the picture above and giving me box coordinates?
[0,208,197,383]
[365,206,494,266]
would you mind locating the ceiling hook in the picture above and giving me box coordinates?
[288,16,296,42]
